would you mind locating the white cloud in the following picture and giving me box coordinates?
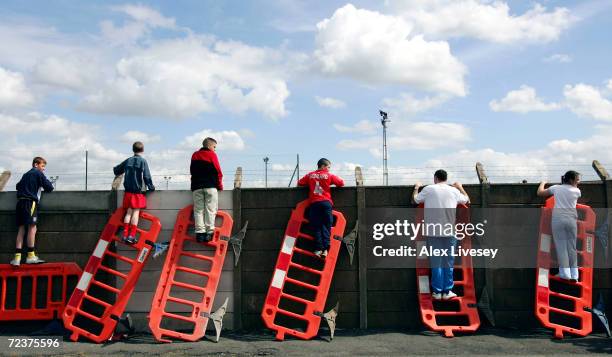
[563,83,612,121]
[101,4,177,46]
[32,56,102,91]
[78,36,292,119]
[543,53,572,63]
[0,67,34,108]
[382,93,450,115]
[490,85,560,113]
[0,23,92,70]
[271,163,294,171]
[112,4,176,29]
[337,120,470,154]
[0,9,299,121]
[607,79,612,91]
[424,125,612,183]
[180,129,245,151]
[0,112,124,190]
[392,0,576,44]
[315,96,346,109]
[314,4,467,96]
[120,130,161,144]
[333,119,377,135]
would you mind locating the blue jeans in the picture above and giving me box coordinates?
[307,200,333,251]
[426,236,456,294]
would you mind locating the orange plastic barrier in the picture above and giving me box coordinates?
[0,263,82,321]
[261,200,346,341]
[535,197,596,338]
[148,205,233,343]
[415,204,480,337]
[62,208,161,343]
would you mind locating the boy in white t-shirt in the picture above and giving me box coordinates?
[537,170,582,281]
[413,169,470,300]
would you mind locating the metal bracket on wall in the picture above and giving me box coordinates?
[221,221,248,265]
[584,293,610,338]
[476,287,495,327]
[0,171,11,192]
[152,241,170,258]
[341,222,358,265]
[314,301,339,341]
[202,297,229,342]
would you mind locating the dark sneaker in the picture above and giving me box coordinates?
[196,233,206,243]
[204,232,214,242]
[123,236,137,245]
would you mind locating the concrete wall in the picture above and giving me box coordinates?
[115,191,234,332]
[0,182,611,333]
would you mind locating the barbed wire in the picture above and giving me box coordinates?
[2,156,609,190]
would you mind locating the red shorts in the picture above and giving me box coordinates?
[122,192,147,209]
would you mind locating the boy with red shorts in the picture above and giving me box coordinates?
[113,141,155,244]
[298,158,344,258]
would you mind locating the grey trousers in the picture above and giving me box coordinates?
[551,214,578,280]
[193,188,218,234]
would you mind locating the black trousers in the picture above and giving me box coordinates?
[307,200,333,251]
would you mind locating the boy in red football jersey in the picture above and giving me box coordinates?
[298,158,344,258]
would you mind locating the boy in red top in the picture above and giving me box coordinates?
[298,158,344,258]
[190,137,223,243]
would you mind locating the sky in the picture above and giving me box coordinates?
[1,0,612,190]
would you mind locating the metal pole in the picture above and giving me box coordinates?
[383,125,387,185]
[379,110,389,186]
[297,154,300,180]
[85,150,88,191]
[263,157,269,188]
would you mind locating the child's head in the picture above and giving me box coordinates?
[317,158,331,170]
[32,157,47,171]
[562,170,580,186]
[132,141,144,154]
[434,169,447,183]
[203,137,217,151]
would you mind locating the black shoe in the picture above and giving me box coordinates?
[196,233,206,243]
[123,236,137,245]
[204,232,214,242]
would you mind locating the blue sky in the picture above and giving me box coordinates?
[1,0,612,189]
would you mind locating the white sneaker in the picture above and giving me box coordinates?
[432,292,442,300]
[442,291,458,300]
[314,250,323,258]
[321,250,328,258]
[10,257,20,267]
[25,255,45,264]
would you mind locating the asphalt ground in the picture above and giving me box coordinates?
[0,328,610,356]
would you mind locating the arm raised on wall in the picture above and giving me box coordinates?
[537,181,552,197]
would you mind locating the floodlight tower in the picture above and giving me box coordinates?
[379,110,390,186]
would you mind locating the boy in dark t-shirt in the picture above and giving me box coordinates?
[11,157,54,267]
[113,141,155,244]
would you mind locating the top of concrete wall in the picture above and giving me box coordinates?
[0,191,112,211]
